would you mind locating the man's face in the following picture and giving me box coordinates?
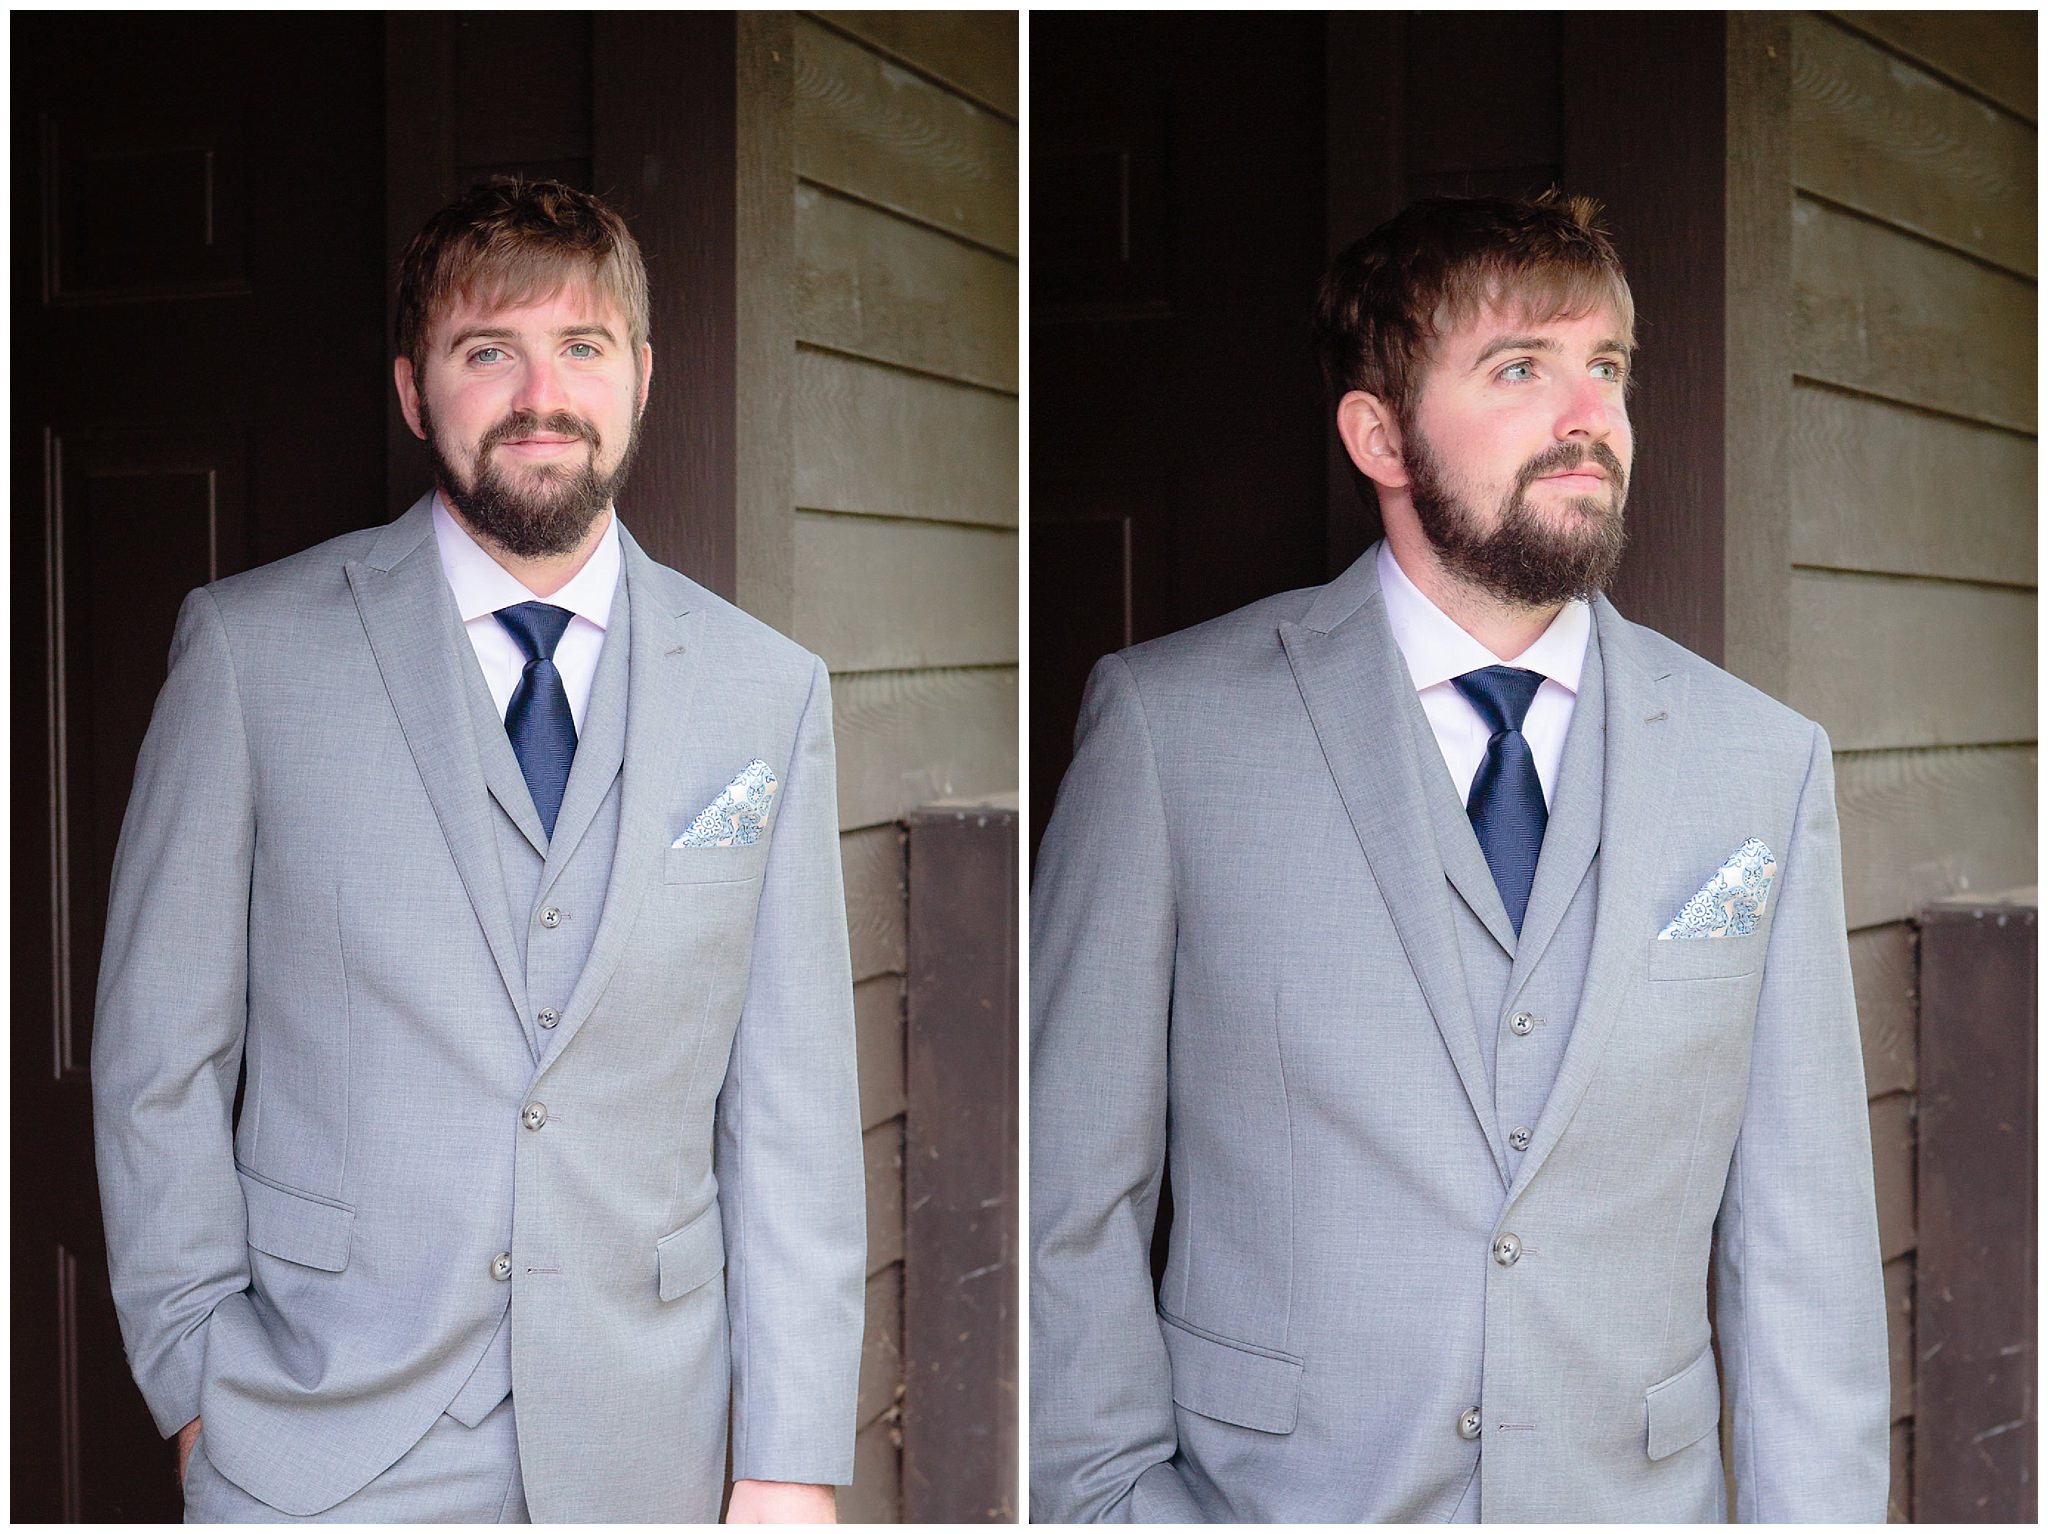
[1401,297,1633,608]
[397,281,650,559]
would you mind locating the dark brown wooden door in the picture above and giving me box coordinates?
[1029,14,1331,860]
[13,15,388,1519]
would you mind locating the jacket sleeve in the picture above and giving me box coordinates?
[716,654,866,1485]
[91,587,257,1438]
[1030,654,1198,1523]
[1712,721,1891,1521]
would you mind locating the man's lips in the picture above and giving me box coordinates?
[1538,470,1607,488]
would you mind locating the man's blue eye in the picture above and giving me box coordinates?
[567,343,597,358]
[472,347,504,365]
[1594,360,1625,381]
[1500,361,1534,381]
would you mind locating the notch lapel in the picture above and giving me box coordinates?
[1507,597,1685,1202]
[1280,548,1509,1186]
[345,494,529,1026]
[535,528,700,1075]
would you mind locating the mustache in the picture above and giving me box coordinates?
[1519,439,1626,493]
[479,411,602,453]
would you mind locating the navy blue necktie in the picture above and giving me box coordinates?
[494,602,577,838]
[1451,666,1548,936]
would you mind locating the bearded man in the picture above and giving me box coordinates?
[92,179,864,1523]
[1030,192,1889,1522]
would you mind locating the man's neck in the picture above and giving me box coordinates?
[1385,528,1565,663]
[440,492,611,599]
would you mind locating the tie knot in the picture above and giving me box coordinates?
[494,602,574,664]
[1452,665,1545,734]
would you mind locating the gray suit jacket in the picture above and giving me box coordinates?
[92,493,865,1519]
[1030,544,1889,1522]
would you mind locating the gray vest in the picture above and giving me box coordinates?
[444,572,633,1425]
[1416,623,1608,1164]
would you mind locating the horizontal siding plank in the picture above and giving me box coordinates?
[1788,570,2035,749]
[1850,922,1917,1098]
[796,347,1017,527]
[841,1409,901,1522]
[796,514,1017,671]
[1836,745,2037,928]
[842,824,907,975]
[856,972,905,1129]
[819,10,1018,118]
[795,17,1016,254]
[834,667,1018,831]
[1789,382,2036,585]
[1792,195,2035,433]
[1870,1090,1915,1263]
[1884,1253,1914,1424]
[796,184,1018,391]
[858,1261,904,1428]
[865,1116,904,1273]
[1833,11,2036,124]
[1793,14,2035,276]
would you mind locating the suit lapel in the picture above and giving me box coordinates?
[538,569,631,893]
[536,527,700,1075]
[1503,614,1607,1002]
[345,493,529,1025]
[1507,595,1685,1201]
[1281,548,1509,1187]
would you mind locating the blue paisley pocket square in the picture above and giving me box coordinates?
[672,760,778,848]
[1657,837,1778,939]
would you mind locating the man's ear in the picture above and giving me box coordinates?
[394,356,427,442]
[1335,389,1409,492]
[636,341,654,417]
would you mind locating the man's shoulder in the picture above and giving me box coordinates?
[625,541,825,686]
[1600,599,1825,757]
[1113,584,1322,688]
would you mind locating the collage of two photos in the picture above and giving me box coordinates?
[15,8,2036,1528]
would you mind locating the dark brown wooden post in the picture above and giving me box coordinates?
[1914,889,2037,1523]
[902,799,1019,1522]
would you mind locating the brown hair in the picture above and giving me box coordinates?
[1313,189,1634,424]
[395,177,650,380]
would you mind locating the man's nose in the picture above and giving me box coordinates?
[513,354,570,414]
[1557,374,1616,440]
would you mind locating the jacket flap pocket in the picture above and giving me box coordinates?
[1160,1310,1303,1434]
[1647,934,1762,982]
[1645,1344,1721,1461]
[664,840,771,886]
[657,1203,726,1301]
[237,1166,353,1272]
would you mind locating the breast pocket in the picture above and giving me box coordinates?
[1647,934,1763,983]
[663,839,771,886]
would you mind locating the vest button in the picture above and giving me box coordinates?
[1509,1011,1535,1036]
[539,907,563,930]
[1458,1407,1482,1441]
[537,1008,559,1029]
[1508,1125,1533,1151]
[522,1101,549,1131]
[491,1252,513,1282]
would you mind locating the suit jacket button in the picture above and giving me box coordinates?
[522,1101,549,1131]
[1509,1012,1535,1036]
[1458,1408,1482,1440]
[539,907,563,930]
[491,1252,513,1282]
[537,1008,559,1029]
[1492,1232,1522,1266]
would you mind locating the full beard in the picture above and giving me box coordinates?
[1406,430,1630,609]
[427,404,643,559]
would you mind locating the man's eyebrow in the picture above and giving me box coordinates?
[444,323,620,354]
[1469,333,1635,369]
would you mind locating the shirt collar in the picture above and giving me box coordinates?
[431,492,622,631]
[1375,540,1590,696]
